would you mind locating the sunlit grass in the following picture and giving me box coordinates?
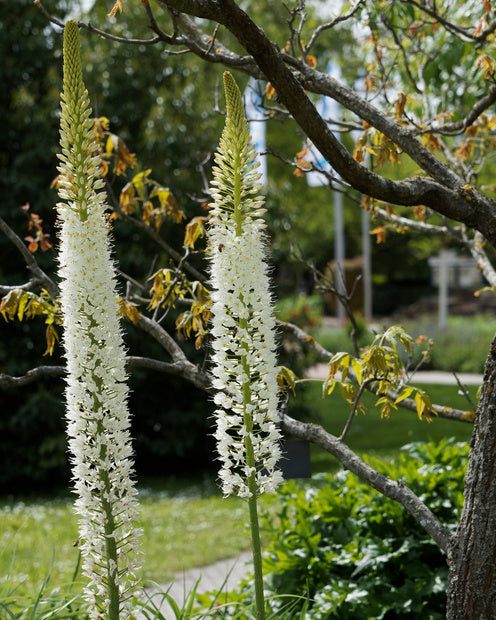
[0,380,476,602]
[0,482,278,603]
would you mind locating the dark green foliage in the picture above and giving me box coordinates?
[276,294,324,329]
[216,439,467,618]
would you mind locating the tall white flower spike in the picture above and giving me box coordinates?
[209,72,283,500]
[56,20,141,619]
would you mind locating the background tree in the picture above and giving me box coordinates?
[3,0,496,616]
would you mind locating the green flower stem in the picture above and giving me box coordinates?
[241,332,266,620]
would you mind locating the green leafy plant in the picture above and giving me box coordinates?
[275,295,324,329]
[210,439,467,619]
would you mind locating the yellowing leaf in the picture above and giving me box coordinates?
[394,386,415,405]
[43,324,59,356]
[305,55,317,68]
[184,216,207,248]
[370,226,386,243]
[265,82,277,100]
[351,358,364,384]
[108,0,123,17]
[277,366,298,395]
[105,135,115,155]
[118,298,141,325]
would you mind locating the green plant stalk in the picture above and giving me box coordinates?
[241,348,266,620]
[88,322,121,619]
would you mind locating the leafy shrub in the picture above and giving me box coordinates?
[313,314,495,374]
[404,315,494,374]
[212,439,467,619]
[310,323,374,356]
[276,295,324,329]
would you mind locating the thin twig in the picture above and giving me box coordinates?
[453,372,476,411]
[0,217,58,299]
[340,378,373,441]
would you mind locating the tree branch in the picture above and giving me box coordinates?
[34,0,163,45]
[0,365,65,388]
[0,217,58,299]
[159,0,496,246]
[127,355,210,390]
[281,413,453,555]
[0,353,210,391]
[436,85,496,135]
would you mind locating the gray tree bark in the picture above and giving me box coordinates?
[447,335,496,618]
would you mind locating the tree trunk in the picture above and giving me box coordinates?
[447,335,496,618]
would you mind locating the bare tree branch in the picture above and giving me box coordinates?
[127,355,210,390]
[0,365,65,388]
[281,413,453,555]
[0,217,58,299]
[406,0,496,43]
[467,232,496,288]
[34,0,163,45]
[305,0,366,52]
[436,85,496,135]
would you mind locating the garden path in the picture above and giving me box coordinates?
[305,364,483,385]
[142,551,252,618]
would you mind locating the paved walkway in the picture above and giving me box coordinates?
[142,552,252,618]
[305,364,483,385]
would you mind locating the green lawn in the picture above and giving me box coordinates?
[0,483,273,604]
[0,381,476,603]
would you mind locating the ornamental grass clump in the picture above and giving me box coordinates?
[56,21,142,619]
[208,71,283,619]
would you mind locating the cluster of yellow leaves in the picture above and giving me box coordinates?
[474,0,493,37]
[93,117,137,177]
[353,123,400,167]
[148,269,212,348]
[323,325,434,421]
[455,113,496,161]
[0,289,60,355]
[118,169,185,231]
[477,54,495,81]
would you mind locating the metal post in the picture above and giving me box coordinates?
[361,208,372,320]
[334,189,346,323]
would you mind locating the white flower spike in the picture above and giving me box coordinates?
[209,71,283,499]
[57,20,141,619]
